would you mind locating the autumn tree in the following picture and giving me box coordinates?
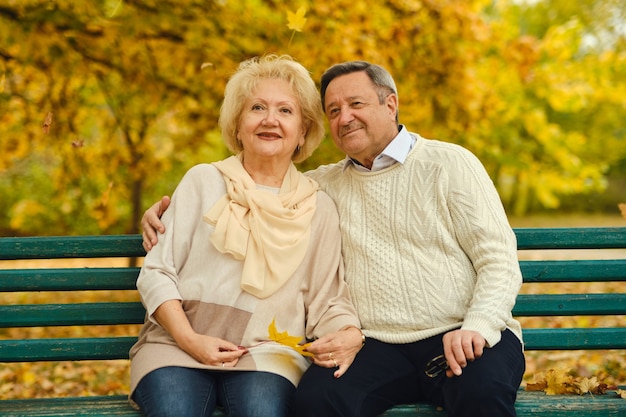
[1,0,624,236]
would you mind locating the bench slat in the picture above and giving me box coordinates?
[1,328,624,363]
[0,268,140,291]
[523,327,626,350]
[2,293,623,329]
[515,227,626,249]
[0,302,145,327]
[1,390,624,417]
[513,293,626,316]
[520,259,626,282]
[0,395,144,417]
[1,259,623,294]
[0,235,145,260]
[0,337,136,362]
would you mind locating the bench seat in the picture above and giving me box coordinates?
[1,228,625,416]
[1,389,625,416]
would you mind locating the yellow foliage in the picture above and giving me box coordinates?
[527,368,612,396]
[286,7,307,32]
[267,319,313,357]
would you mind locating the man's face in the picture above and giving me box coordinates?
[323,71,398,167]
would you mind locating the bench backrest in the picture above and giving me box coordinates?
[1,227,625,363]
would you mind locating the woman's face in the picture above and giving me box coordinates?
[238,78,306,164]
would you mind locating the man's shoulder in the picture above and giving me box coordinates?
[411,133,480,165]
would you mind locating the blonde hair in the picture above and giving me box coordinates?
[219,55,324,163]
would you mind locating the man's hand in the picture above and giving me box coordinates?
[141,196,170,252]
[442,329,486,377]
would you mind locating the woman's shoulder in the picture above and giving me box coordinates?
[313,189,340,225]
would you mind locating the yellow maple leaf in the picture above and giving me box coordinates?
[570,376,598,395]
[286,7,307,32]
[267,319,313,357]
[544,368,572,395]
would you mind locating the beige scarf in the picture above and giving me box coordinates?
[203,155,319,298]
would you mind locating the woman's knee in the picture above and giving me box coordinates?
[221,371,295,417]
[134,367,217,417]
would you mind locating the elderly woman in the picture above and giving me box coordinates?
[129,55,363,417]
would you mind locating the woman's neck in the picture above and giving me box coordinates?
[242,156,290,187]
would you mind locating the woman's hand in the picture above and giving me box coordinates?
[304,327,364,378]
[177,332,247,368]
[153,299,247,367]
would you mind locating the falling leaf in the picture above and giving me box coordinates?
[72,139,85,148]
[267,319,313,357]
[201,62,214,70]
[42,112,53,134]
[618,203,626,219]
[286,7,307,32]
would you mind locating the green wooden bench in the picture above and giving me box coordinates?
[1,227,625,416]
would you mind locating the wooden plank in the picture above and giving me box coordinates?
[2,327,624,363]
[1,390,624,417]
[0,337,136,362]
[513,293,626,316]
[520,259,626,283]
[0,235,145,260]
[515,227,626,250]
[1,260,624,293]
[0,302,145,327]
[3,293,624,329]
[0,267,140,291]
[523,328,626,350]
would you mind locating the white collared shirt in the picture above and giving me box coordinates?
[343,125,416,173]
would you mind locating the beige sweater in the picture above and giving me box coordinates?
[307,133,523,348]
[129,164,360,397]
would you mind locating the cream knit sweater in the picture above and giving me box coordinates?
[307,133,523,348]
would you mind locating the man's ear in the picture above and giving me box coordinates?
[386,93,398,120]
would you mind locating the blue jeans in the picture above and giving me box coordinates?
[295,329,525,417]
[133,367,295,417]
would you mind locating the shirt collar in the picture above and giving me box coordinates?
[342,125,415,172]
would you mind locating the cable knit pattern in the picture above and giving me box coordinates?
[307,133,523,347]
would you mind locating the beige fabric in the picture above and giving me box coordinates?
[307,133,523,347]
[130,163,360,403]
[204,155,319,298]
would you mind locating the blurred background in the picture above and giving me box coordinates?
[1,0,625,236]
[1,0,625,400]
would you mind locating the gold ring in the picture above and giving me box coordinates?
[221,362,225,367]
[328,352,333,360]
[332,359,338,367]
